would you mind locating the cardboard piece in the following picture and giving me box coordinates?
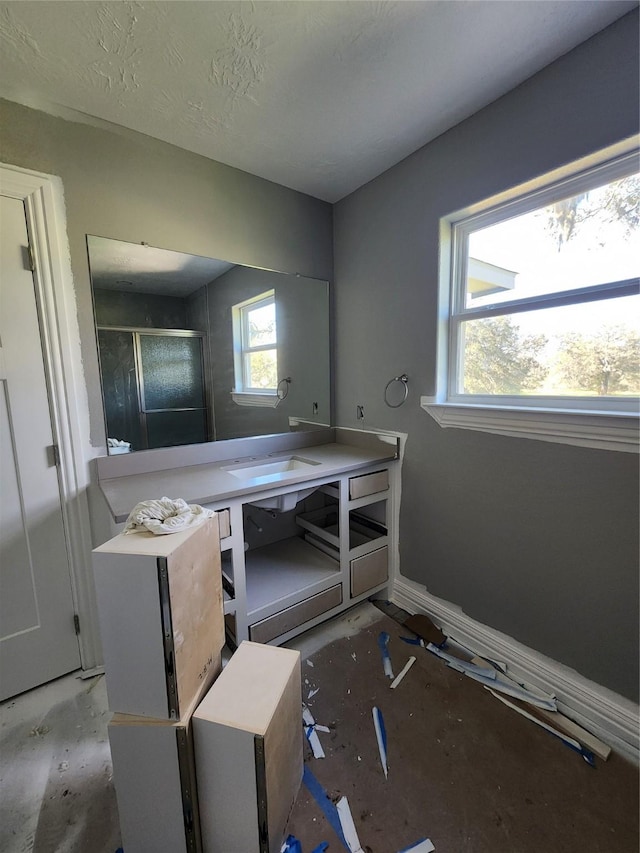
[403,613,446,647]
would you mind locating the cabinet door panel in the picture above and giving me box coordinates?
[250,585,342,644]
[350,546,388,597]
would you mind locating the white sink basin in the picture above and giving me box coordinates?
[222,456,320,485]
[247,486,318,513]
[224,455,320,483]
[222,455,321,512]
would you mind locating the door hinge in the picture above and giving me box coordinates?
[74,614,80,635]
[26,243,36,272]
[47,444,61,467]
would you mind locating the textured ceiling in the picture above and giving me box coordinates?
[0,1,636,202]
[88,236,234,296]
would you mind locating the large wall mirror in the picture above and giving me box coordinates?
[87,236,331,454]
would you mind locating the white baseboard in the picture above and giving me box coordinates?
[391,574,639,764]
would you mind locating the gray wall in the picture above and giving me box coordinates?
[0,14,637,701]
[0,99,333,449]
[93,289,189,329]
[333,12,639,701]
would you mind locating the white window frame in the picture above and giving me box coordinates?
[231,290,279,408]
[422,142,640,453]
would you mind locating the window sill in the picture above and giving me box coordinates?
[420,397,639,453]
[231,391,279,408]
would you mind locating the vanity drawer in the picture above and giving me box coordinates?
[249,585,342,644]
[93,518,224,719]
[109,657,221,853]
[193,642,302,853]
[217,508,231,539]
[350,546,388,597]
[349,469,389,500]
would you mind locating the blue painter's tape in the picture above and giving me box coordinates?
[377,631,391,651]
[374,705,387,753]
[400,635,423,646]
[396,839,434,853]
[378,631,394,676]
[282,835,303,853]
[302,765,349,851]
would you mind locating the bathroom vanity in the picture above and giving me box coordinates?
[97,427,401,647]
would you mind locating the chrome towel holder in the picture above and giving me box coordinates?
[276,376,291,403]
[384,373,409,408]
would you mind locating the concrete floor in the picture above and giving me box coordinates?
[0,603,383,853]
[288,608,640,853]
[0,668,119,853]
[1,602,638,853]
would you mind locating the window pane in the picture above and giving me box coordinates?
[244,349,278,390]
[246,301,276,347]
[466,173,639,308]
[140,334,204,409]
[459,295,640,397]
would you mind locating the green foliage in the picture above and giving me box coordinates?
[557,325,640,396]
[462,316,548,394]
[546,175,639,248]
[247,349,277,389]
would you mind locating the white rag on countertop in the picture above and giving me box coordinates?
[124,497,215,535]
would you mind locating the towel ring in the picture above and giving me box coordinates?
[276,376,291,401]
[384,374,409,408]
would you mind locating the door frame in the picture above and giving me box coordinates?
[0,163,101,674]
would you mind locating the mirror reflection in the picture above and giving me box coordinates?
[87,236,331,454]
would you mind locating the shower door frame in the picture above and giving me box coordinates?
[97,325,210,451]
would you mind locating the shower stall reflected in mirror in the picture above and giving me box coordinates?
[97,327,208,451]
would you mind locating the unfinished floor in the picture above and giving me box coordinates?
[1,602,638,853]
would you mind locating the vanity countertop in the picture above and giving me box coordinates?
[98,436,398,523]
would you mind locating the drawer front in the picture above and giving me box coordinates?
[349,469,389,500]
[250,585,342,644]
[108,722,198,853]
[217,509,231,539]
[350,546,388,597]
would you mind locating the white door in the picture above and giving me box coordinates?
[0,193,81,700]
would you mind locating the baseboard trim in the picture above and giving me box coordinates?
[78,665,105,680]
[391,575,639,764]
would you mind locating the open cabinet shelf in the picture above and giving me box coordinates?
[204,460,397,646]
[245,537,341,621]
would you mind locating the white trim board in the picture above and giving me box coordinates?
[390,574,639,764]
[421,398,639,454]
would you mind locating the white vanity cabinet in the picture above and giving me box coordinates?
[96,429,401,649]
[208,459,396,647]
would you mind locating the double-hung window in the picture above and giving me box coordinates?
[231,290,279,407]
[424,145,639,451]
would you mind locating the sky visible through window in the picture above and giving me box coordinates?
[468,179,637,308]
[461,173,639,397]
[247,301,276,347]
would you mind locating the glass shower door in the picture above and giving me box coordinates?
[97,329,144,451]
[138,332,208,448]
